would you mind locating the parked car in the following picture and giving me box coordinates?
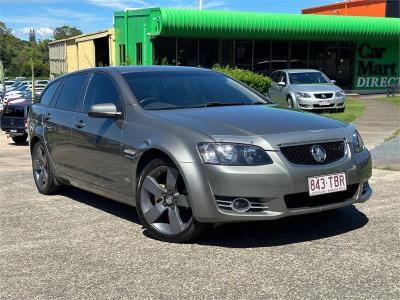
[1,99,31,144]
[269,69,346,112]
[28,67,372,243]
[15,77,27,81]
[35,80,49,86]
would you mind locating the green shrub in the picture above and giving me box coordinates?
[213,65,272,95]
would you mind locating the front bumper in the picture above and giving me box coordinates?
[296,95,345,110]
[181,146,372,223]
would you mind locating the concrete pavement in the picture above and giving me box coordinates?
[0,130,399,299]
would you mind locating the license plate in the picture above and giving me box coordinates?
[319,101,330,106]
[10,130,17,133]
[308,173,347,196]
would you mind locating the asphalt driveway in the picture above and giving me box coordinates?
[0,130,399,299]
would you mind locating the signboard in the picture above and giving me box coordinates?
[354,41,399,90]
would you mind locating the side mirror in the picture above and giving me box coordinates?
[330,80,336,84]
[88,103,122,118]
[278,81,286,86]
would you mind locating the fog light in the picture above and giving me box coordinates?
[231,198,251,212]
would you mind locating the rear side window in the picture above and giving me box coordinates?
[55,74,88,111]
[83,73,122,113]
[39,80,61,106]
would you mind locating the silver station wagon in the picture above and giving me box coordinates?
[269,69,346,112]
[28,66,371,243]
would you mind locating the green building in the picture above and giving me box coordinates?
[114,7,400,93]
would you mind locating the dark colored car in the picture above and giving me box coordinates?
[28,67,372,243]
[1,100,31,144]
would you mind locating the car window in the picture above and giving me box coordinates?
[83,73,122,113]
[272,71,281,83]
[281,72,287,84]
[39,80,61,106]
[55,74,87,111]
[123,71,269,110]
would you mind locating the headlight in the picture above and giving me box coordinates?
[296,92,311,99]
[335,91,345,97]
[351,130,365,153]
[197,143,273,166]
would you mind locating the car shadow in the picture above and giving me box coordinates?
[195,206,369,248]
[60,186,141,225]
[59,187,368,248]
[9,141,29,146]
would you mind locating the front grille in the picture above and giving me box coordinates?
[313,104,335,108]
[280,141,345,165]
[314,93,333,99]
[284,184,359,209]
[215,196,270,213]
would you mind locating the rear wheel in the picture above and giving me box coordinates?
[32,142,59,195]
[12,134,27,144]
[136,158,211,243]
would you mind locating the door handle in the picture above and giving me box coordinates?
[44,113,51,121]
[74,120,85,129]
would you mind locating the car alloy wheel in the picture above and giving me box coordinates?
[287,96,294,109]
[33,143,50,190]
[140,163,193,235]
[136,159,211,242]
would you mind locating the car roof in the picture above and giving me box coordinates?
[277,69,322,74]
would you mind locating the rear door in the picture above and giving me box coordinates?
[44,73,89,177]
[70,72,128,193]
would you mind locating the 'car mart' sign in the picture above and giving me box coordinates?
[354,42,399,90]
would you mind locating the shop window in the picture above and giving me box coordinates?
[290,41,308,69]
[199,39,219,68]
[308,42,325,72]
[154,37,177,65]
[136,43,142,65]
[119,44,126,65]
[221,40,234,66]
[235,40,253,70]
[177,38,198,66]
[254,40,271,74]
[271,41,289,70]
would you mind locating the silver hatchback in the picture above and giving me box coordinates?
[269,69,346,112]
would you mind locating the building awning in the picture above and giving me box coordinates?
[141,8,400,41]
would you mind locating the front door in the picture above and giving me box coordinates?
[324,45,355,89]
[70,72,128,194]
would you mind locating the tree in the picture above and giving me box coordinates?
[29,29,37,45]
[53,26,82,40]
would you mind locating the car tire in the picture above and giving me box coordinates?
[287,96,295,109]
[136,158,212,243]
[32,142,59,195]
[12,134,27,144]
[337,107,345,113]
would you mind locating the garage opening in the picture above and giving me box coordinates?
[94,37,110,67]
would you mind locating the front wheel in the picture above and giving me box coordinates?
[136,158,211,243]
[12,134,27,144]
[287,96,295,109]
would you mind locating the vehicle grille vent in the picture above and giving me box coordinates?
[280,141,345,165]
[284,184,359,209]
[314,93,333,99]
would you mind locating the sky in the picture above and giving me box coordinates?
[1,0,334,40]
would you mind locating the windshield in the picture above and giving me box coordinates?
[289,72,330,85]
[123,71,270,110]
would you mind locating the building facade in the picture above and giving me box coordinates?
[113,8,400,93]
[302,0,400,18]
[48,29,115,75]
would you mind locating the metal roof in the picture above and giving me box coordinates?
[133,8,400,41]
